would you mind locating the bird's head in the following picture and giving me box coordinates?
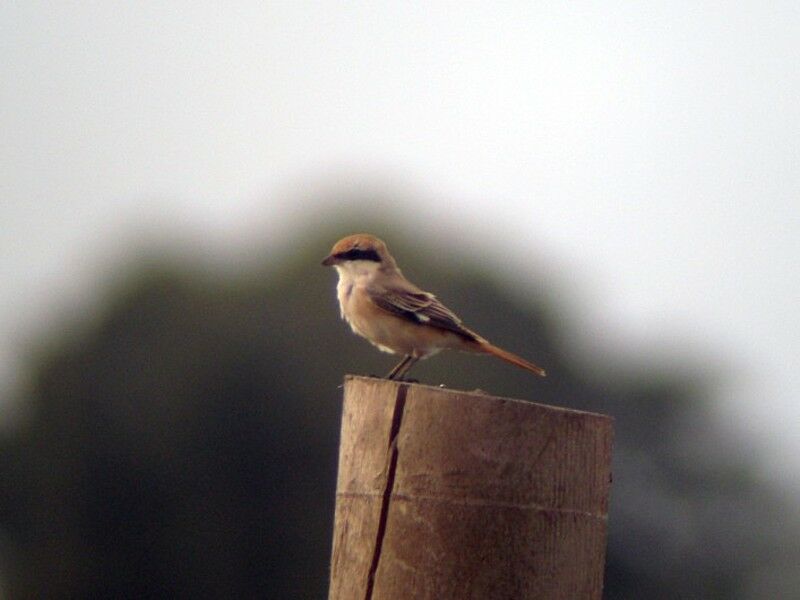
[321,234,396,272]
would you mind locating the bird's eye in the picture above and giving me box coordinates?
[337,248,381,262]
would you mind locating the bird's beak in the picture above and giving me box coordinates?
[321,254,336,266]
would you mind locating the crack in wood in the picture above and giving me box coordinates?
[364,383,408,600]
[338,490,608,521]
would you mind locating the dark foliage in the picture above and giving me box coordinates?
[0,229,795,598]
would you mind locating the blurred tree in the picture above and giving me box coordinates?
[0,225,796,598]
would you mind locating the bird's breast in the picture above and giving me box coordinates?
[337,284,458,358]
[336,279,354,318]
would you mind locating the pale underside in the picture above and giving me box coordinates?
[334,261,480,359]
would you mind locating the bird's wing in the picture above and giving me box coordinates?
[367,284,478,341]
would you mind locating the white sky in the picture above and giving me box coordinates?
[2,3,798,488]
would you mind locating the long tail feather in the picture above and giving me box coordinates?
[479,342,547,377]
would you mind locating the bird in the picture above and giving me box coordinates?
[321,233,546,381]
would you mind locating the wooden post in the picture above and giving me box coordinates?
[328,376,614,600]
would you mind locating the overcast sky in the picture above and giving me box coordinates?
[2,3,798,490]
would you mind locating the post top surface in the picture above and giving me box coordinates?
[343,374,613,423]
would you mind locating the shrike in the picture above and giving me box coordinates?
[322,233,546,381]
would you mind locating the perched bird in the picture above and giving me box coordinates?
[322,233,546,381]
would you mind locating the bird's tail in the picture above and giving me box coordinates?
[479,341,547,377]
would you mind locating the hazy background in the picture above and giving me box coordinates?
[2,3,798,598]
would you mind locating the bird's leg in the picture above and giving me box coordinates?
[392,356,419,381]
[386,355,413,380]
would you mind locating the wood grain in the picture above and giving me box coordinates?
[328,376,614,600]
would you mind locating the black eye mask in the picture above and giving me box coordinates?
[336,248,382,262]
